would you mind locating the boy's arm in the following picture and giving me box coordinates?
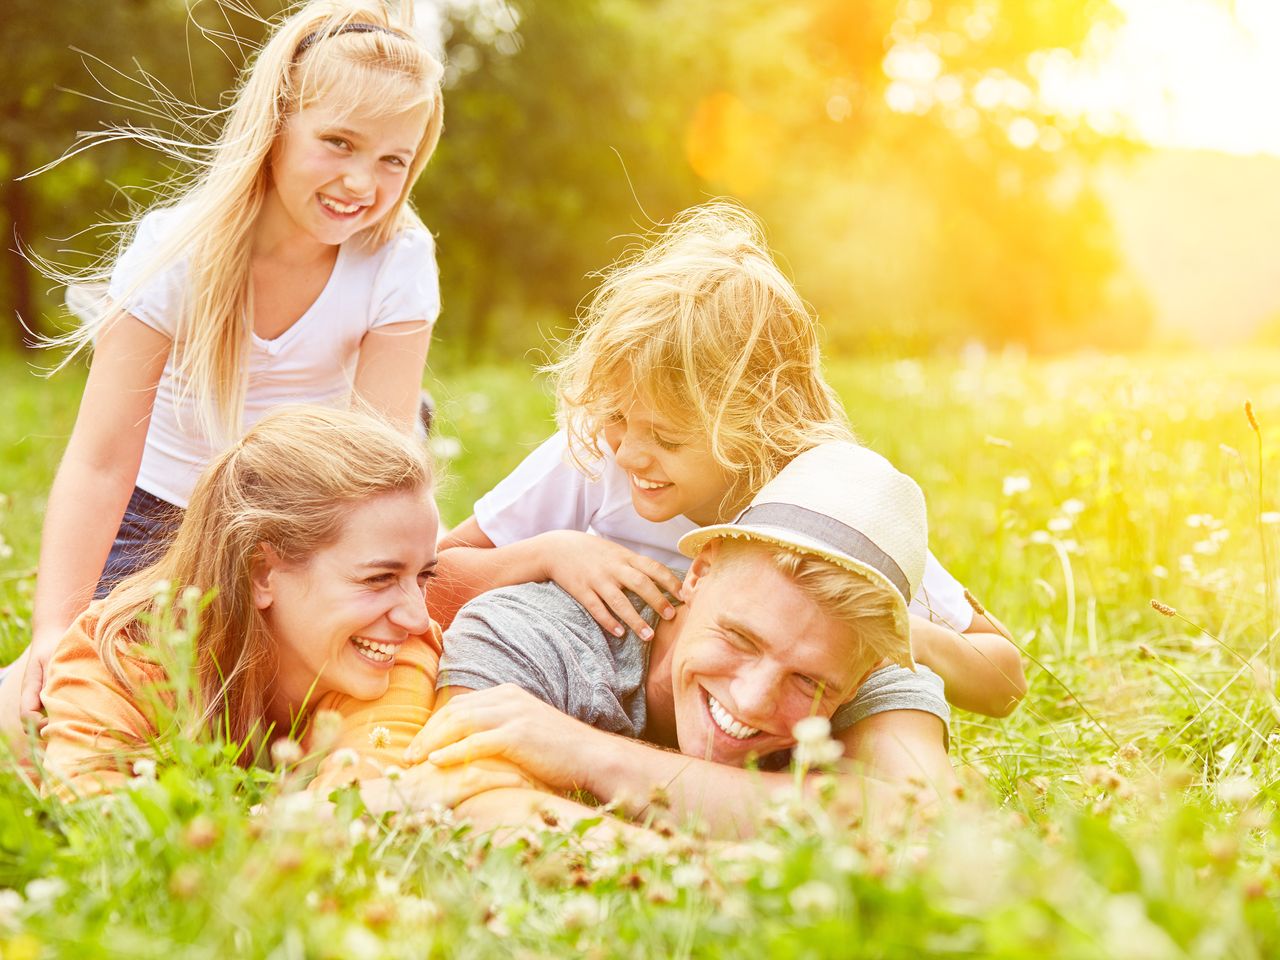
[909,612,1027,717]
[429,518,554,628]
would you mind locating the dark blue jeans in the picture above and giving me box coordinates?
[94,487,183,599]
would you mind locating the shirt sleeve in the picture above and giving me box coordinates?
[370,228,441,330]
[106,208,187,338]
[308,625,443,791]
[830,663,950,749]
[473,430,598,545]
[908,550,974,632]
[436,587,575,714]
[40,615,166,800]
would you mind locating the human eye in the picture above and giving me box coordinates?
[383,154,407,168]
[363,573,395,587]
[323,135,351,151]
[417,567,436,587]
[652,433,682,451]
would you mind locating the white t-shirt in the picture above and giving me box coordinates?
[474,429,975,631]
[108,208,440,507]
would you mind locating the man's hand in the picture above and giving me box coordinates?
[404,685,603,794]
[359,756,537,816]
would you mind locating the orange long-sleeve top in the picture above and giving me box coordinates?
[39,607,441,799]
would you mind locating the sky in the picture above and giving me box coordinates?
[1041,0,1280,157]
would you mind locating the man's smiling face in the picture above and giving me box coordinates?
[666,540,879,765]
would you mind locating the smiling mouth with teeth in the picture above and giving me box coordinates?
[350,636,397,664]
[706,690,761,740]
[318,194,364,216]
[631,474,672,492]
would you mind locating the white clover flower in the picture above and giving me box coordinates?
[1262,512,1280,525]
[333,748,360,769]
[1029,531,1051,544]
[1216,775,1257,806]
[794,738,844,769]
[671,863,708,889]
[1151,565,1168,579]
[151,579,172,599]
[382,764,404,781]
[1002,475,1031,497]
[560,894,603,930]
[789,880,838,914]
[341,926,384,960]
[24,877,66,907]
[0,888,24,930]
[791,715,832,746]
[308,709,344,752]
[369,726,392,750]
[430,435,463,461]
[271,738,303,768]
[1061,498,1085,515]
[131,758,157,781]
[1047,516,1073,533]
[180,585,203,606]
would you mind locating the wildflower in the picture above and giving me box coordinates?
[430,435,463,460]
[560,894,603,930]
[1262,512,1280,525]
[382,764,404,781]
[1151,565,1168,579]
[183,815,219,850]
[964,589,986,617]
[151,579,172,601]
[1216,775,1257,806]
[1047,516,1072,533]
[1246,400,1259,432]
[0,888,24,930]
[1061,498,1085,515]
[671,863,708,889]
[341,926,384,960]
[270,737,303,768]
[1028,531,1050,544]
[23,878,66,908]
[131,758,157,781]
[308,709,344,753]
[180,584,203,607]
[169,864,201,900]
[1002,475,1031,496]
[1150,600,1176,618]
[792,716,832,746]
[333,748,360,769]
[789,880,838,915]
[369,726,392,750]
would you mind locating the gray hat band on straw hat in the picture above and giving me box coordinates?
[734,503,912,604]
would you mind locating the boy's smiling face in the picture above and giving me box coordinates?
[602,393,735,526]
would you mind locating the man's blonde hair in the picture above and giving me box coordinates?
[46,0,444,443]
[550,201,853,520]
[712,538,909,671]
[94,405,433,755]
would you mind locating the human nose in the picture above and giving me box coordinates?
[389,578,431,635]
[613,428,651,472]
[342,161,376,200]
[729,662,780,727]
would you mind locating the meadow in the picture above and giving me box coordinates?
[0,348,1278,958]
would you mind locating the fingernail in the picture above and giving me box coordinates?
[614,626,625,637]
[662,607,675,619]
[640,626,654,640]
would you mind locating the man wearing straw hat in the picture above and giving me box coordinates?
[406,441,957,834]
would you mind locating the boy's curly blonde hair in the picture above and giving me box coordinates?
[550,200,853,520]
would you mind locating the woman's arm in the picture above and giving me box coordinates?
[25,314,170,719]
[353,320,433,430]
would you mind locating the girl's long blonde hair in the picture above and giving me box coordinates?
[94,405,433,754]
[46,0,444,443]
[551,201,853,519]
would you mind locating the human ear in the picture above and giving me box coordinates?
[683,539,722,601]
[250,543,283,611]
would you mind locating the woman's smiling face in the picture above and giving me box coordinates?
[253,487,439,714]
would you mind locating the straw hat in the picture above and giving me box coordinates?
[676,441,928,651]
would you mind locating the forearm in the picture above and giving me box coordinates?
[429,536,554,627]
[453,786,652,847]
[32,457,138,638]
[910,616,1026,717]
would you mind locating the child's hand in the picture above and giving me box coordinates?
[19,627,64,729]
[535,531,682,639]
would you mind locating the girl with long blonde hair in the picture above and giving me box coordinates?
[431,201,1028,718]
[23,0,446,723]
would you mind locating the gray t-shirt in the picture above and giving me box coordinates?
[438,581,951,743]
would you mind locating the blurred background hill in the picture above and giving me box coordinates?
[2,0,1277,360]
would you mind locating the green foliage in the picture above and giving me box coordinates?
[3,350,1280,955]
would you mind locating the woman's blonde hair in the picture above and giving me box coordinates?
[94,405,433,754]
[713,539,908,671]
[45,0,444,442]
[551,201,853,519]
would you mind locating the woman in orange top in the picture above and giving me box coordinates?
[0,405,521,804]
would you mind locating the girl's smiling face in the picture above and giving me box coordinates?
[261,92,429,251]
[602,393,736,526]
[252,487,439,717]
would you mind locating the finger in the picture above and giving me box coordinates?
[580,594,626,638]
[600,586,653,640]
[631,558,683,611]
[618,569,676,625]
[427,731,506,768]
[19,663,44,718]
[405,705,474,763]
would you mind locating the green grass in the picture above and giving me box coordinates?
[2,348,1279,957]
